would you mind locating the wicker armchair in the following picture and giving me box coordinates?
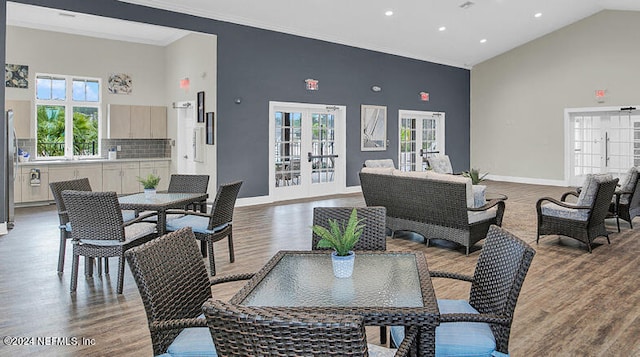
[202,299,418,357]
[391,225,535,356]
[167,174,210,212]
[536,175,618,253]
[62,190,157,294]
[609,168,640,231]
[312,206,387,251]
[125,227,254,356]
[166,181,243,275]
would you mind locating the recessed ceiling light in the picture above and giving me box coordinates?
[534,12,542,18]
[385,10,394,16]
[438,26,446,32]
[480,38,487,43]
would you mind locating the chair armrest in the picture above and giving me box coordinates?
[439,312,510,326]
[165,209,210,218]
[467,197,505,211]
[536,197,590,211]
[560,191,579,201]
[210,273,255,286]
[395,326,418,357]
[149,317,207,332]
[429,270,474,283]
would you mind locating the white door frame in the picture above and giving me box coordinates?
[268,101,346,201]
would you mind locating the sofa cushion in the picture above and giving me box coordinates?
[428,155,453,174]
[364,159,395,168]
[576,174,613,206]
[617,167,638,205]
[426,171,474,208]
[392,169,430,179]
[166,326,217,357]
[473,185,487,208]
[361,167,395,175]
[541,202,589,221]
[468,207,497,224]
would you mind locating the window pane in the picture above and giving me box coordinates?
[72,80,85,101]
[52,78,66,100]
[73,107,99,156]
[86,80,99,102]
[72,79,100,102]
[36,77,51,100]
[36,105,66,157]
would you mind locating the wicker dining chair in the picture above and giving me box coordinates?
[312,206,387,251]
[202,299,418,357]
[167,174,210,212]
[536,174,619,252]
[62,190,157,294]
[125,227,254,356]
[166,181,243,276]
[390,225,535,356]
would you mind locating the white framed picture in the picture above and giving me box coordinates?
[361,105,387,151]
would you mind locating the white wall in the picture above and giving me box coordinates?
[164,33,218,192]
[5,26,167,135]
[471,10,640,184]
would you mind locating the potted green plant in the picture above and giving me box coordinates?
[138,173,161,197]
[311,208,364,278]
[462,168,488,185]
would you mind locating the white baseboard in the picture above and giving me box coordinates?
[485,174,568,187]
[0,222,8,235]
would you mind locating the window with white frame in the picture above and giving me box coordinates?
[35,73,101,158]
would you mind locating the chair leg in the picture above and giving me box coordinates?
[85,257,93,277]
[117,256,125,294]
[104,258,109,275]
[228,233,235,263]
[70,254,80,292]
[616,216,621,233]
[207,241,216,276]
[97,258,103,277]
[380,326,387,345]
[57,231,67,273]
[200,240,207,258]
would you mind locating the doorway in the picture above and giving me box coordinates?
[175,100,197,174]
[398,110,445,171]
[566,106,640,186]
[269,101,346,201]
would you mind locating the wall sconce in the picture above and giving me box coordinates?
[180,77,190,92]
[420,91,430,101]
[305,78,319,91]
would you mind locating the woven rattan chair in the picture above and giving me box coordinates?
[312,206,387,251]
[312,206,389,344]
[166,181,243,276]
[609,168,640,231]
[62,190,157,294]
[125,227,254,356]
[167,174,210,212]
[536,175,618,253]
[391,225,535,356]
[202,299,418,357]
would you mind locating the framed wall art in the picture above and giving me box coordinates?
[361,104,387,151]
[197,91,205,123]
[206,112,215,145]
[5,64,29,88]
[107,73,132,94]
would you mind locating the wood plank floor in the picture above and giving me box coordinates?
[1,180,639,356]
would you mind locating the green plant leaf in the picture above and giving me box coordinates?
[311,208,364,256]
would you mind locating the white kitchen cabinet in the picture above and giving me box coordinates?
[108,104,167,138]
[103,162,140,194]
[48,164,103,199]
[139,161,170,191]
[6,99,32,139]
[18,166,49,203]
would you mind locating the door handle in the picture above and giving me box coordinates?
[307,153,339,162]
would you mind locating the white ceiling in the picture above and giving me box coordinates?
[9,1,640,68]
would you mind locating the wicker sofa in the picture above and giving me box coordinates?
[359,168,506,254]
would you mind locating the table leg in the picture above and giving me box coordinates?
[418,326,436,356]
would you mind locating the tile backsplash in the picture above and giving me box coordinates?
[18,138,171,159]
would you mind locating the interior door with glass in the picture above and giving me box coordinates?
[569,108,640,186]
[398,110,445,171]
[270,102,345,201]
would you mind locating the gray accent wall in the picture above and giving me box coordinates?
[5,0,470,198]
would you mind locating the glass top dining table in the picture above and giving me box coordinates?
[230,250,440,356]
[118,192,208,235]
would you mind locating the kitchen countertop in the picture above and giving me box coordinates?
[19,158,170,166]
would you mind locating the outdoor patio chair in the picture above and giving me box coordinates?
[536,174,618,253]
[62,190,157,294]
[166,181,243,275]
[125,227,253,356]
[608,167,640,231]
[390,225,535,356]
[167,174,210,213]
[203,299,417,357]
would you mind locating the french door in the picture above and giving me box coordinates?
[269,102,346,201]
[398,110,445,171]
[568,107,640,186]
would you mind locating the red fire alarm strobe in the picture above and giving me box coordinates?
[420,92,429,101]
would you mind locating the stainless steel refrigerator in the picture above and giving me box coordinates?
[2,109,16,230]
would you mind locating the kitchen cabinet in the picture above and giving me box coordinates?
[6,99,32,139]
[48,164,103,199]
[139,161,170,191]
[108,104,167,139]
[102,162,140,194]
[18,166,49,203]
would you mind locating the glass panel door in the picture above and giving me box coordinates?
[398,110,445,171]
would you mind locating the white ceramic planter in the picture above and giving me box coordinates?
[331,250,355,278]
[144,188,156,198]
